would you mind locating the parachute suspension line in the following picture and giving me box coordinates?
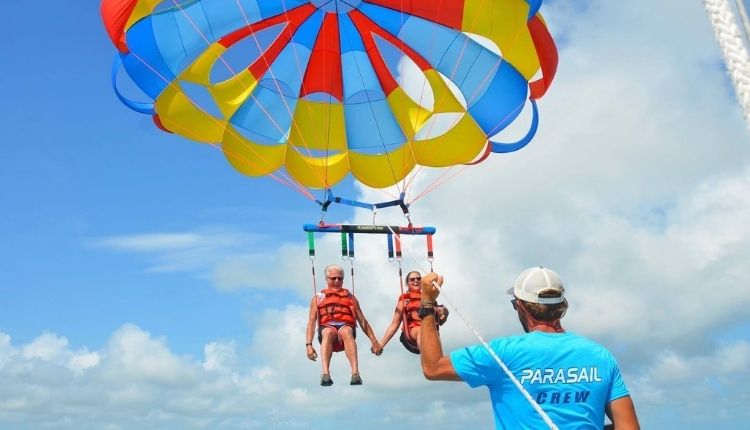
[308,231,318,294]
[461,3,557,121]
[399,0,556,205]
[274,0,339,189]
[704,0,750,126]
[122,2,323,197]
[421,0,486,142]
[324,80,333,188]
[428,0,554,153]
[398,0,464,195]
[486,101,527,137]
[409,166,458,203]
[209,0,321,166]
[385,225,558,430]
[272,0,319,145]
[270,2,337,188]
[398,0,406,192]
[338,13,404,193]
[396,0,425,193]
[166,2,285,138]
[402,167,422,196]
[377,0,473,200]
[409,164,474,205]
[408,0,440,130]
[387,228,425,343]
[420,0,513,143]
[169,0,331,189]
[406,0,540,203]
[121,51,317,203]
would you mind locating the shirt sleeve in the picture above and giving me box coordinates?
[607,354,630,402]
[450,341,504,388]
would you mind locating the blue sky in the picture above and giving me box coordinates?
[2,1,320,351]
[2,1,750,429]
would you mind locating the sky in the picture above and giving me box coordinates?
[1,0,750,429]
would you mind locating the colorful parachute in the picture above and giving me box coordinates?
[101,0,557,190]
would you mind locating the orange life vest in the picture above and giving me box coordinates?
[317,288,357,326]
[399,289,422,331]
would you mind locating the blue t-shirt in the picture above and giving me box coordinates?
[450,331,629,430]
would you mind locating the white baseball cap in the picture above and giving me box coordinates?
[506,267,565,304]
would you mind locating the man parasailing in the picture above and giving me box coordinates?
[305,264,382,386]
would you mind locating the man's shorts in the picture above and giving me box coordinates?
[318,322,356,352]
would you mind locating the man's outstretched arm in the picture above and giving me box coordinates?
[420,273,461,381]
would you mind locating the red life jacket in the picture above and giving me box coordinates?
[399,289,422,331]
[317,288,357,326]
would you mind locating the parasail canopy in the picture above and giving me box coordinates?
[102,0,557,191]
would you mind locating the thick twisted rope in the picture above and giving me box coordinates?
[736,0,750,38]
[704,0,750,126]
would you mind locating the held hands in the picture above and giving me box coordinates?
[420,272,443,302]
[306,344,318,361]
[370,340,383,356]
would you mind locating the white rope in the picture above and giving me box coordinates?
[735,0,750,45]
[431,284,559,430]
[387,226,558,430]
[704,0,750,126]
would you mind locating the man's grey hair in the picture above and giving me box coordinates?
[324,264,344,276]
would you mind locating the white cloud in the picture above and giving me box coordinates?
[21,332,69,361]
[94,233,208,251]
[630,341,750,426]
[103,324,195,386]
[90,228,290,291]
[15,332,100,375]
[202,341,237,372]
[0,322,491,429]
[0,333,16,369]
